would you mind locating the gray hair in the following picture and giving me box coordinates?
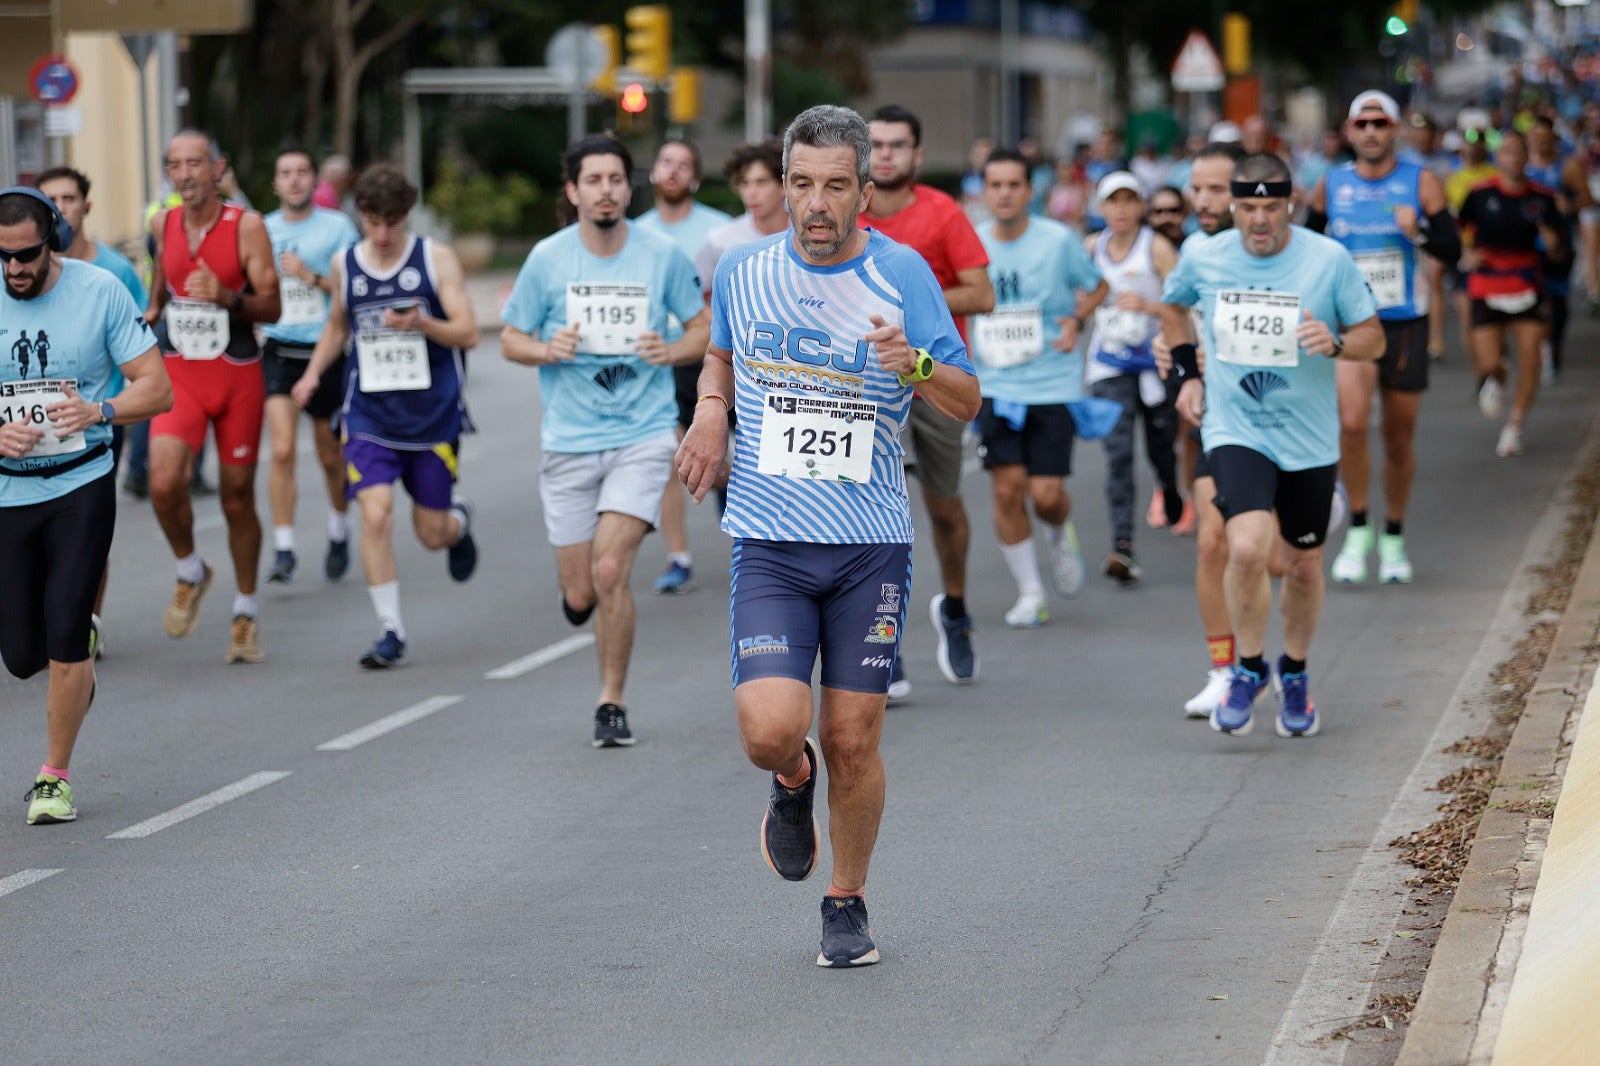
[783,105,871,189]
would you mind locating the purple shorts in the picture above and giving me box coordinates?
[344,437,457,511]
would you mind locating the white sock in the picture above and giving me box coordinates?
[327,509,349,542]
[1000,537,1044,597]
[450,505,469,544]
[273,526,296,552]
[669,552,692,568]
[368,581,405,639]
[1043,521,1066,549]
[232,593,259,618]
[176,553,206,584]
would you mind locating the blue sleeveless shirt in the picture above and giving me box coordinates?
[1325,160,1426,321]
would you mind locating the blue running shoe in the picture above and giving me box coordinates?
[447,497,477,582]
[1275,667,1320,737]
[267,549,297,584]
[359,630,406,669]
[930,593,977,684]
[761,738,819,881]
[817,895,880,967]
[1211,665,1266,736]
[324,538,350,582]
[653,561,693,594]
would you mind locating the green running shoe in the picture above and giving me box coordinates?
[1331,524,1372,584]
[25,775,75,825]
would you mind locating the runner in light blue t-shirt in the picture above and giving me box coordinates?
[1159,153,1382,742]
[501,135,710,752]
[0,188,172,827]
[632,138,733,595]
[973,149,1108,629]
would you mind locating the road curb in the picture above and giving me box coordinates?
[1397,420,1600,1065]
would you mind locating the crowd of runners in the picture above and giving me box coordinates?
[1,74,1592,965]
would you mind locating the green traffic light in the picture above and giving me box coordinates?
[1386,15,1408,34]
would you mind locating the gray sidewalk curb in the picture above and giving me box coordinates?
[1396,415,1600,1065]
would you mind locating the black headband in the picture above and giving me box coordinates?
[1231,179,1293,199]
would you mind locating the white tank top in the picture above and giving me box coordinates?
[1086,226,1164,384]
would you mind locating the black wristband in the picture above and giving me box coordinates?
[1171,342,1201,383]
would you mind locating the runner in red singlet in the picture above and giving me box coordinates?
[145,130,281,665]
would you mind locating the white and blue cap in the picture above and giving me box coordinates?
[1095,171,1144,203]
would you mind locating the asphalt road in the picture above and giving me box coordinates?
[2,319,1595,1065]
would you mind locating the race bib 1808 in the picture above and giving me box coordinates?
[355,330,431,392]
[567,282,650,356]
[166,298,230,360]
[0,379,86,457]
[1213,289,1300,367]
[756,393,877,484]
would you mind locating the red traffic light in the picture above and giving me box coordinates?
[620,82,649,113]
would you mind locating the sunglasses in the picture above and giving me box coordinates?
[1149,206,1184,215]
[1352,118,1393,130]
[0,241,48,265]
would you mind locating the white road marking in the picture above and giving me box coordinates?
[107,771,292,840]
[0,868,63,899]
[484,634,595,680]
[315,695,464,751]
[1265,461,1580,1064]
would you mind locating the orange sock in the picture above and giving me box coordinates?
[1207,634,1235,669]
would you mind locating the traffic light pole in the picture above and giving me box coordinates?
[745,0,770,141]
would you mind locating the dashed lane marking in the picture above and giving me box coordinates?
[0,868,63,899]
[315,695,464,752]
[107,771,292,840]
[484,634,595,680]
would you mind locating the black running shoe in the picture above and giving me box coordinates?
[324,538,350,582]
[447,497,478,582]
[761,738,819,881]
[267,549,297,584]
[562,593,595,627]
[817,895,880,967]
[593,703,635,748]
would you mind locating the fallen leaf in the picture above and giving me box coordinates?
[1209,994,1229,1001]
[1395,930,1416,939]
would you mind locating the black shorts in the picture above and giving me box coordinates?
[1470,296,1547,327]
[1206,445,1337,549]
[673,361,702,430]
[264,339,346,421]
[0,472,116,676]
[1187,425,1212,481]
[977,399,1075,477]
[1378,318,1429,392]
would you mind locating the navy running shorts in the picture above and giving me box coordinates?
[729,538,912,694]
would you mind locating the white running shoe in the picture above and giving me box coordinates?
[1185,667,1232,720]
[1478,377,1505,421]
[1050,521,1087,599]
[1004,590,1049,629]
[1496,421,1523,457]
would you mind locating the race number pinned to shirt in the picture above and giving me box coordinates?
[1095,305,1155,350]
[971,306,1045,368]
[166,298,230,360]
[1353,250,1406,310]
[0,379,86,457]
[757,393,876,484]
[278,276,326,327]
[356,330,431,392]
[567,282,649,355]
[1213,290,1300,367]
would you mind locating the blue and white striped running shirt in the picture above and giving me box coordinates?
[711,229,973,544]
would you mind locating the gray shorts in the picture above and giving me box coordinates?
[902,394,966,499]
[538,429,677,547]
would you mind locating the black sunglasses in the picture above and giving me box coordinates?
[1148,205,1184,215]
[0,241,49,265]
[1352,118,1393,130]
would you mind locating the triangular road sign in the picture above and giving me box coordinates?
[1172,30,1225,92]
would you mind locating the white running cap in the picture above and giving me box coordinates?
[1096,171,1144,203]
[1347,90,1402,123]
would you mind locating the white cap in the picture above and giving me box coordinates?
[1208,120,1242,144]
[1347,90,1402,124]
[1096,171,1143,203]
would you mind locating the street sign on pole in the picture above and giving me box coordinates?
[29,56,80,105]
[547,23,609,144]
[1171,30,1225,94]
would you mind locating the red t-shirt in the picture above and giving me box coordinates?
[864,184,988,342]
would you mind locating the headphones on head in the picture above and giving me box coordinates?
[0,186,73,252]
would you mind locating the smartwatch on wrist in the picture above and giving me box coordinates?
[99,401,115,425]
[898,348,935,386]
[1329,334,1345,358]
